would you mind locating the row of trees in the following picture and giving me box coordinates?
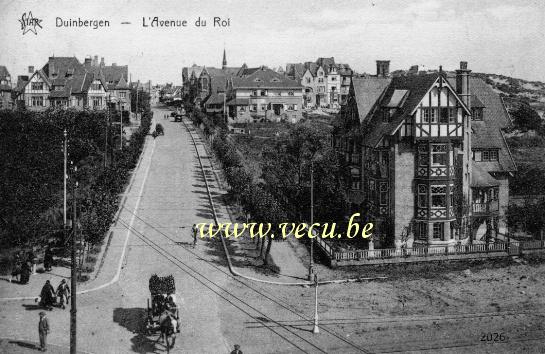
[0,91,151,249]
[191,108,350,263]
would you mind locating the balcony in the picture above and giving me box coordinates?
[472,200,499,216]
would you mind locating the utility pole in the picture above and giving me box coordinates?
[308,159,314,280]
[104,103,109,168]
[313,273,319,334]
[63,129,67,227]
[120,102,123,150]
[70,164,78,354]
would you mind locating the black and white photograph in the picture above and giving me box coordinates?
[1,0,545,353]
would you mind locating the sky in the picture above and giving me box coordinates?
[1,0,545,85]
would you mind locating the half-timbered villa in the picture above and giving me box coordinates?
[333,61,516,249]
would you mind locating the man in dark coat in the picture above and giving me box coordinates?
[38,311,50,351]
[43,247,53,272]
[39,280,55,310]
[230,344,243,354]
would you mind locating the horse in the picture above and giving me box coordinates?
[157,312,177,352]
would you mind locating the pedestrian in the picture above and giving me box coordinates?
[28,249,37,274]
[10,252,22,283]
[20,260,31,284]
[43,246,53,272]
[230,344,243,354]
[38,311,50,352]
[56,279,70,310]
[37,280,55,310]
[192,224,198,248]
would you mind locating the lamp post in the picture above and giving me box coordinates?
[308,159,315,280]
[70,164,78,354]
[313,273,319,334]
[63,129,68,227]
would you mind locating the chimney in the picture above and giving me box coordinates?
[376,60,390,77]
[456,61,471,108]
[84,58,92,68]
[28,66,34,74]
[93,55,98,66]
[100,57,105,67]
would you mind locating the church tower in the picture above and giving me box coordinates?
[222,48,227,69]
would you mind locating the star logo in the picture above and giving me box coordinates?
[19,11,43,35]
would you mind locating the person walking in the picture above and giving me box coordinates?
[192,224,198,248]
[28,249,37,274]
[56,279,70,309]
[38,280,56,310]
[38,311,50,352]
[10,252,22,283]
[43,246,53,272]
[230,344,243,354]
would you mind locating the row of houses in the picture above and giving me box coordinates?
[182,52,361,123]
[332,60,516,249]
[182,50,305,123]
[0,55,132,113]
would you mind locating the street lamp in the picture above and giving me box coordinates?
[313,273,319,334]
[308,159,315,280]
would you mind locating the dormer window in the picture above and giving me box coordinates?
[472,107,483,121]
[288,91,294,96]
[254,78,263,82]
[271,78,280,83]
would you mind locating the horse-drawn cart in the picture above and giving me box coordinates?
[146,274,180,336]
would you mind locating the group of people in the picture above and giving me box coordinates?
[10,247,54,284]
[36,279,70,310]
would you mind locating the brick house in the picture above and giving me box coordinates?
[332,61,516,249]
[226,66,303,123]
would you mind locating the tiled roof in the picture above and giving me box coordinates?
[0,66,10,80]
[204,92,226,106]
[462,76,516,172]
[351,76,391,123]
[100,65,129,90]
[226,98,249,106]
[210,75,227,93]
[231,68,303,89]
[471,161,500,187]
[359,74,440,147]
[286,63,305,79]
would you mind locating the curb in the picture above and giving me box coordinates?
[182,119,387,286]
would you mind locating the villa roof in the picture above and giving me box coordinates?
[231,67,302,89]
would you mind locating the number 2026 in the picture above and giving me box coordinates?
[480,333,507,342]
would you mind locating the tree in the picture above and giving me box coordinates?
[511,104,542,132]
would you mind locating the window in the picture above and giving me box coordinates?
[431,144,447,166]
[92,97,102,107]
[431,185,446,208]
[261,104,267,111]
[260,90,267,96]
[422,108,430,123]
[119,91,126,98]
[379,182,388,205]
[418,184,428,207]
[318,78,324,83]
[432,223,444,239]
[318,86,325,93]
[331,77,337,81]
[31,82,43,90]
[474,149,499,162]
[31,96,44,106]
[306,78,311,84]
[251,104,257,112]
[288,91,294,96]
[91,83,101,91]
[448,108,456,123]
[430,108,437,123]
[472,108,483,121]
[239,106,246,112]
[252,90,258,96]
[287,104,296,111]
[416,222,428,240]
[440,108,449,123]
